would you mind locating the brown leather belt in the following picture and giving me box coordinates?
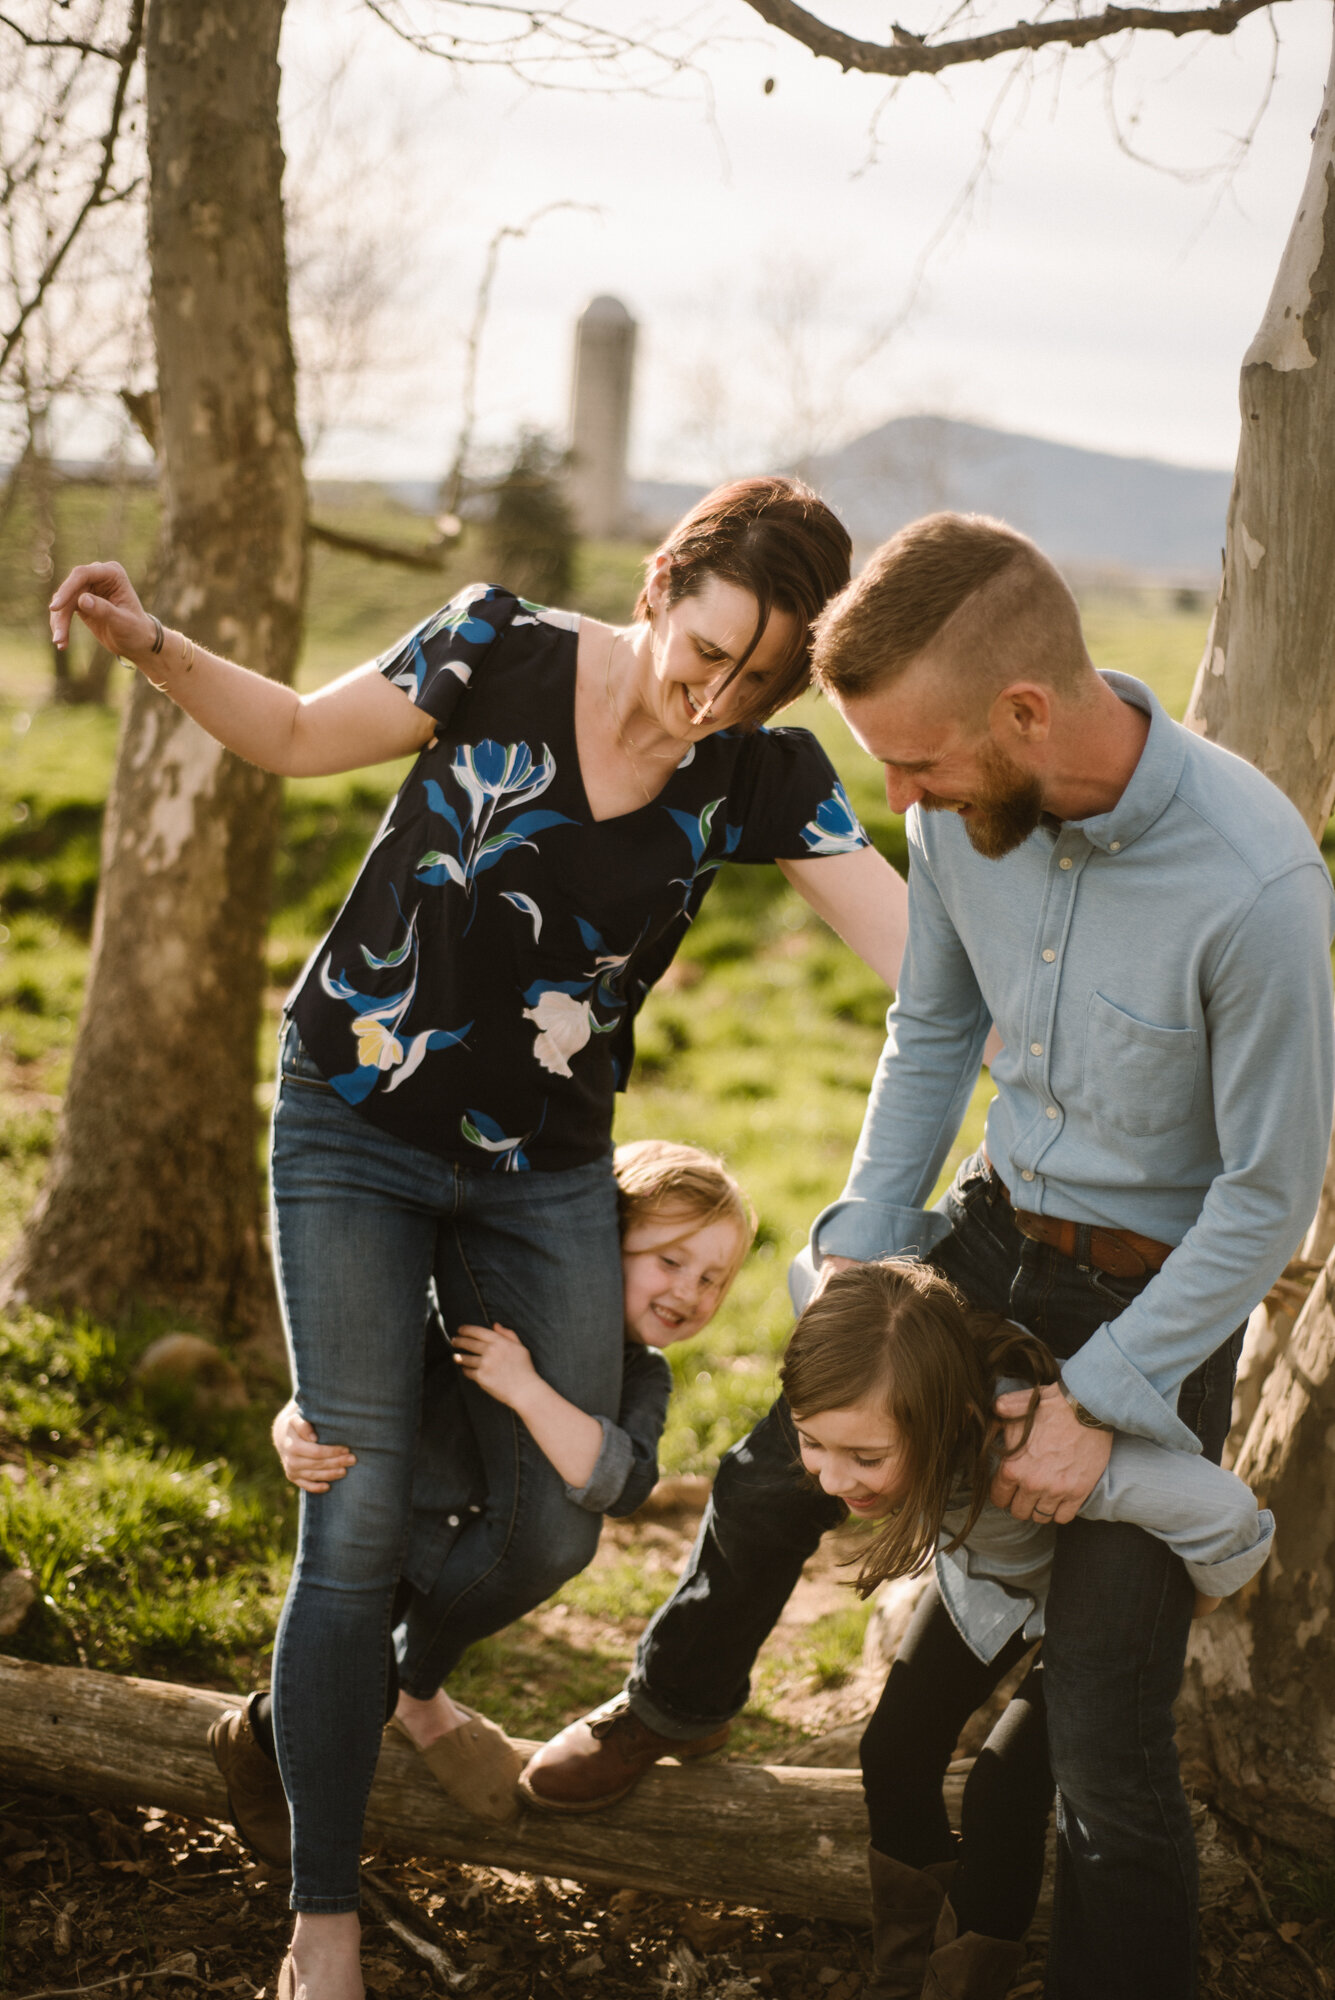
[982,1152,1174,1279]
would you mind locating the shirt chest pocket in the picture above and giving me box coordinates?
[1083,991,1201,1138]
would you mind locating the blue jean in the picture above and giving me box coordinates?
[269,1026,623,1911]
[628,1153,1242,2000]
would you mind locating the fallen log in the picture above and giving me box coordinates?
[0,1655,1244,1927]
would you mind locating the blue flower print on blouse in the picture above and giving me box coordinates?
[665,797,743,899]
[288,589,871,1173]
[416,740,575,912]
[459,1106,544,1173]
[379,591,498,707]
[799,779,864,856]
[318,904,473,1105]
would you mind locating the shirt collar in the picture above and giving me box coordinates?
[1066,672,1186,855]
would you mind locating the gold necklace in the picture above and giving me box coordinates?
[605,626,672,809]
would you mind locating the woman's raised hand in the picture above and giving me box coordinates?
[49,561,156,664]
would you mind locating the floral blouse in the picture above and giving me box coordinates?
[289,584,869,1172]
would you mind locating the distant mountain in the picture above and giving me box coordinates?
[633,416,1232,581]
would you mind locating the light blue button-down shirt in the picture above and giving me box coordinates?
[811,673,1335,1451]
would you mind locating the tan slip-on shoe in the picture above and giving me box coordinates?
[391,1706,525,1824]
[518,1693,730,1813]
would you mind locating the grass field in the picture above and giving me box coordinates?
[0,484,1215,1706]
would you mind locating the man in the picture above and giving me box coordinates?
[520,515,1335,1999]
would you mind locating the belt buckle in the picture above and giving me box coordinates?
[1093,1230,1148,1279]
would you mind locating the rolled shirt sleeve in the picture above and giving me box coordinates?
[1081,1434,1274,1595]
[937,1416,1274,1662]
[563,1345,672,1519]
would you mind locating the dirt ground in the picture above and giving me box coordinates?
[0,1782,1327,2000]
[1,1511,1330,1999]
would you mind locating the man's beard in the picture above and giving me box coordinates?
[921,738,1044,860]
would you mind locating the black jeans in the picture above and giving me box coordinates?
[860,1580,1052,1943]
[626,1154,1243,2000]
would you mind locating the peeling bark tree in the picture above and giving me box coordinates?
[1177,30,1335,1852]
[1182,29,1335,822]
[2,0,306,1335]
[752,1,1335,1848]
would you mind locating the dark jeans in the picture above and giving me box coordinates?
[627,1154,1243,2000]
[861,1581,1052,1943]
[269,1027,623,1911]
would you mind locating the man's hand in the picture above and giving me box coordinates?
[991,1381,1111,1525]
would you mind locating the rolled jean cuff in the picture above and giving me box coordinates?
[290,1893,362,1915]
[625,1675,738,1742]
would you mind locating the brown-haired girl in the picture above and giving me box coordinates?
[55,475,906,2000]
[781,1259,1273,2000]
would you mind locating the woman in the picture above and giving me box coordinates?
[51,478,909,2000]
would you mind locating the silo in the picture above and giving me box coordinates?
[568,295,637,540]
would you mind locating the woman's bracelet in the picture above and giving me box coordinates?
[124,622,196,687]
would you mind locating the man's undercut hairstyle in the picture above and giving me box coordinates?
[810,512,1088,708]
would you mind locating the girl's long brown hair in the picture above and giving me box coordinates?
[779,1259,1057,1597]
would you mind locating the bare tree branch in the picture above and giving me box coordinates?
[0,11,120,59]
[740,0,1284,78]
[360,0,699,91]
[0,0,144,382]
[307,517,454,569]
[442,199,599,518]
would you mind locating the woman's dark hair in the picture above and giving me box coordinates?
[779,1258,1057,1596]
[633,476,852,728]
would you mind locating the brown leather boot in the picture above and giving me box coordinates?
[921,1895,1026,1999]
[864,1848,957,1999]
[207,1692,291,1873]
[518,1694,730,1813]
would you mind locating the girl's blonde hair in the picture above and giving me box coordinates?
[780,1258,1056,1596]
[613,1139,757,1294]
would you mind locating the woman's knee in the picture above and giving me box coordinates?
[297,1469,412,1594]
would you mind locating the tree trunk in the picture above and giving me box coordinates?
[2,0,306,1338]
[1174,22,1335,1849]
[0,1655,1246,1927]
[1183,26,1335,836]
[1184,1249,1335,1851]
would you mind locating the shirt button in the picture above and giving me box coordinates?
[1021,1169,1035,1182]
[1030,1042,1043,1055]
[1110,840,1121,852]
[1042,949,1056,963]
[1059,856,1073,870]
[447,1514,460,1528]
[1046,1106,1059,1120]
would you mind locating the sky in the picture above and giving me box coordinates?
[280,0,1330,488]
